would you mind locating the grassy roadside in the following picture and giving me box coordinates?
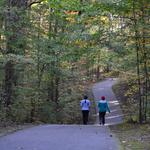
[111,80,150,150]
[0,124,35,137]
[110,123,150,150]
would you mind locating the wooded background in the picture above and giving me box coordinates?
[0,0,149,125]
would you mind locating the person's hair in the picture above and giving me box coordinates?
[101,96,105,100]
[84,95,88,99]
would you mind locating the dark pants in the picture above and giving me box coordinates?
[99,112,106,125]
[82,110,89,125]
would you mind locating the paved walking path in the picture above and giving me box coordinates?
[0,78,122,150]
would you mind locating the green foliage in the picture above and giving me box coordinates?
[0,0,149,125]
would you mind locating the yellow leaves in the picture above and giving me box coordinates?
[100,16,109,24]
[74,39,87,48]
[64,10,79,23]
[89,25,99,35]
[66,17,76,23]
[31,0,48,8]
[85,15,109,25]
[124,85,138,97]
[60,61,71,69]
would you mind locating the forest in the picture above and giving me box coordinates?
[0,0,149,126]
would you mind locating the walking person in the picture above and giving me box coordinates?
[80,95,91,125]
[98,96,110,125]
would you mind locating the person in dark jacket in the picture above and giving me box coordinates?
[98,96,110,125]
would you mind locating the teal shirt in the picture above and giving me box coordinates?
[98,100,110,113]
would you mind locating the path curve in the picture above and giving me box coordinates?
[0,79,122,150]
[92,78,123,125]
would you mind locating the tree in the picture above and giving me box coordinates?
[3,0,28,111]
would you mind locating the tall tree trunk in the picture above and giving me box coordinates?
[96,50,101,80]
[47,79,54,102]
[47,7,55,102]
[4,0,28,110]
[132,0,142,123]
[55,76,59,106]
[0,15,3,52]
[4,61,14,107]
[141,1,148,121]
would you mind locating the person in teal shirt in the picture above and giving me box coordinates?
[98,96,110,125]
